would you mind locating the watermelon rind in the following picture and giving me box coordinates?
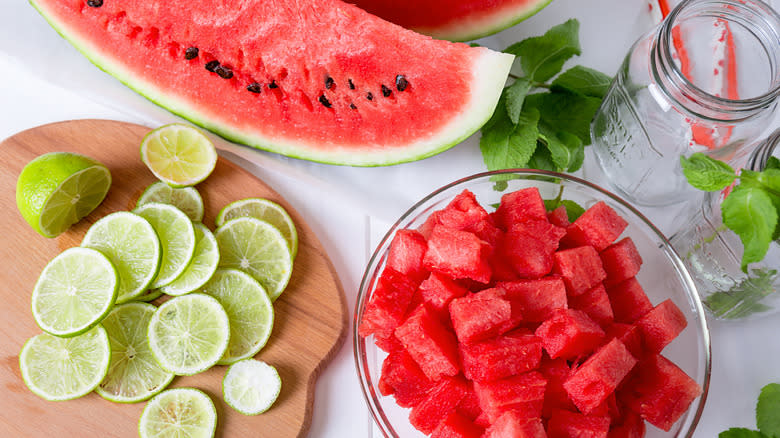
[430,0,556,42]
[29,1,514,167]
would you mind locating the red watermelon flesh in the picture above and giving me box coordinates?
[499,278,568,323]
[419,272,469,314]
[358,268,417,340]
[378,350,435,408]
[547,409,611,438]
[604,323,643,359]
[484,412,547,438]
[608,410,646,438]
[456,382,483,421]
[475,371,547,423]
[548,205,571,228]
[553,246,608,296]
[636,299,688,353]
[436,189,490,233]
[423,225,492,283]
[600,238,643,286]
[494,187,549,230]
[459,329,543,382]
[31,0,514,166]
[449,288,519,344]
[395,306,461,381]
[535,309,605,360]
[605,278,653,324]
[563,201,628,251]
[539,357,577,418]
[431,411,484,438]
[410,375,470,434]
[569,283,614,327]
[386,229,429,283]
[501,220,566,279]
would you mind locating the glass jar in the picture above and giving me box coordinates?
[591,0,780,206]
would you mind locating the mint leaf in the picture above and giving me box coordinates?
[526,92,601,145]
[539,124,584,172]
[505,77,532,124]
[758,383,780,436]
[681,153,737,191]
[551,65,612,98]
[704,268,777,319]
[766,156,780,170]
[741,169,780,211]
[480,107,540,172]
[720,428,771,438]
[722,186,778,271]
[505,19,581,82]
[527,142,557,172]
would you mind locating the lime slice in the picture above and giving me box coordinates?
[161,223,219,296]
[222,359,281,415]
[19,325,110,401]
[134,203,196,289]
[147,293,230,375]
[31,247,118,337]
[216,217,293,301]
[96,303,174,403]
[136,289,164,302]
[140,124,217,187]
[82,212,161,304]
[199,269,274,365]
[215,198,298,258]
[139,388,217,438]
[16,152,111,238]
[137,182,205,222]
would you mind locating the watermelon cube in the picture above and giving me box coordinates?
[553,246,607,296]
[456,381,483,421]
[494,187,548,230]
[459,329,543,382]
[484,412,547,438]
[605,277,653,324]
[499,277,568,323]
[539,357,576,418]
[386,229,429,283]
[563,338,637,414]
[636,299,687,353]
[569,283,614,327]
[620,354,702,431]
[358,268,417,340]
[423,225,492,283]
[395,306,460,380]
[547,205,571,228]
[563,201,628,251]
[419,210,444,239]
[608,410,646,438]
[378,350,434,408]
[410,375,470,434]
[535,309,605,360]
[604,323,643,359]
[448,288,519,344]
[431,411,484,438]
[600,238,643,286]
[436,189,490,232]
[501,220,566,279]
[418,272,469,314]
[547,409,610,438]
[474,371,547,423]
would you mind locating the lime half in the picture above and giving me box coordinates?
[200,269,274,365]
[96,303,174,403]
[134,203,196,289]
[161,223,219,296]
[147,293,230,375]
[32,247,118,337]
[19,325,110,401]
[139,388,217,438]
[140,124,217,188]
[216,217,293,301]
[16,152,111,238]
[215,198,298,258]
[82,211,161,303]
[137,182,204,222]
[223,359,281,415]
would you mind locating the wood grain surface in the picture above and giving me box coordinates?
[0,119,348,437]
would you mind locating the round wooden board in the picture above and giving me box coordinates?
[0,120,348,437]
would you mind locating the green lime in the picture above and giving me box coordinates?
[215,198,298,258]
[222,359,281,415]
[31,247,118,337]
[199,269,274,365]
[135,289,164,302]
[215,217,293,301]
[19,325,111,401]
[96,302,174,403]
[161,223,219,296]
[137,181,205,222]
[16,152,111,238]
[140,124,217,187]
[138,387,217,438]
[82,211,161,304]
[147,293,230,375]
[134,203,196,289]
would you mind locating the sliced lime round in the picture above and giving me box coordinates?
[19,325,110,401]
[215,198,298,258]
[137,181,204,222]
[161,223,219,296]
[222,359,281,415]
[140,124,217,188]
[135,289,164,302]
[134,203,196,289]
[139,387,217,438]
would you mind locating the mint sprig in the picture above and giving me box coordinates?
[719,383,780,437]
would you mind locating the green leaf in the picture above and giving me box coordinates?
[545,198,586,222]
[681,153,737,191]
[766,156,780,170]
[722,186,778,271]
[527,142,557,172]
[504,19,581,82]
[758,383,780,436]
[704,268,778,319]
[505,77,533,124]
[480,107,540,172]
[719,428,771,438]
[741,169,780,211]
[526,92,602,145]
[551,65,612,98]
[539,124,584,172]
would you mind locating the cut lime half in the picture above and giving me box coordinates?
[139,387,217,438]
[161,223,219,296]
[215,198,298,258]
[134,203,196,289]
[140,124,217,188]
[31,247,118,337]
[223,359,281,415]
[19,325,110,401]
[137,181,204,222]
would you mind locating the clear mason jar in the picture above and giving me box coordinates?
[591,0,780,206]
[670,129,780,320]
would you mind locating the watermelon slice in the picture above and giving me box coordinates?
[30,0,514,166]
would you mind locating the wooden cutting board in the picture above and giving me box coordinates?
[0,120,348,437]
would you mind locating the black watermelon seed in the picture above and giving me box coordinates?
[87,0,103,7]
[216,65,233,79]
[319,95,332,108]
[350,103,357,110]
[247,82,262,93]
[396,75,409,92]
[268,80,278,89]
[367,92,374,101]
[325,76,334,90]
[348,79,355,90]
[184,47,199,60]
[205,60,220,72]
[381,85,392,97]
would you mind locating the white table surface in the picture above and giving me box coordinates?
[2,0,780,437]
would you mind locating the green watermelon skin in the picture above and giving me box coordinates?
[30,0,513,166]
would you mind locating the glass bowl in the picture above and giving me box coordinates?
[353,170,711,437]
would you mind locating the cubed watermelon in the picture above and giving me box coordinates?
[569,283,614,326]
[553,246,607,296]
[449,288,519,344]
[605,277,653,324]
[386,229,429,283]
[563,201,628,251]
[563,339,637,414]
[460,329,543,382]
[636,299,687,353]
[410,375,470,434]
[419,210,444,239]
[484,412,547,438]
[431,411,484,438]
[547,205,571,228]
[539,356,577,418]
[494,187,548,230]
[535,309,605,360]
[500,220,566,279]
[358,268,417,340]
[395,306,460,381]
[547,409,610,438]
[423,225,492,283]
[378,350,435,408]
[456,381,483,421]
[436,189,490,232]
[608,410,646,438]
[600,238,643,286]
[474,371,547,423]
[603,323,643,359]
[499,277,568,323]
[419,272,469,314]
